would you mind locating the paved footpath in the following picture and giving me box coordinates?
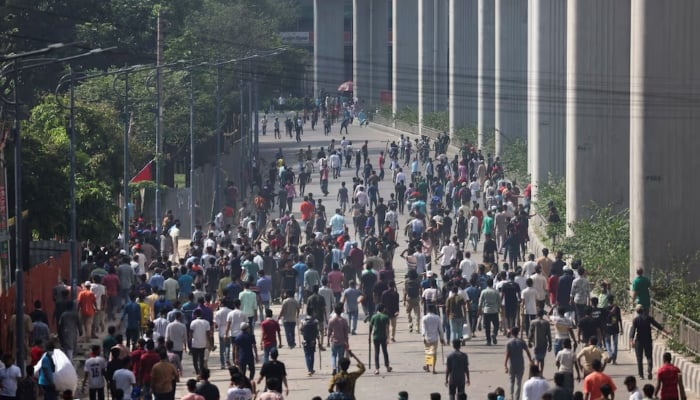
[171,119,697,400]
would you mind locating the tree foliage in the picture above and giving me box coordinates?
[560,205,630,308]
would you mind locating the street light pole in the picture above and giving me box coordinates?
[188,72,195,236]
[68,67,77,300]
[214,64,222,220]
[11,59,25,374]
[122,72,131,251]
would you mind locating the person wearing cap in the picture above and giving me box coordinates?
[76,280,98,342]
[630,304,668,380]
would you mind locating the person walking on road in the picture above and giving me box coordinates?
[630,304,668,380]
[631,267,651,312]
[528,309,552,372]
[328,350,366,400]
[445,339,470,400]
[504,326,533,400]
[654,352,687,400]
[522,364,550,400]
[327,304,350,375]
[368,303,392,375]
[582,359,616,400]
[421,305,445,373]
[478,278,501,346]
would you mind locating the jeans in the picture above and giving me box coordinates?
[283,322,296,347]
[574,303,587,325]
[483,313,499,344]
[449,318,465,341]
[523,315,535,338]
[107,296,120,320]
[219,336,231,367]
[191,347,205,375]
[373,339,390,369]
[238,358,255,380]
[263,345,277,364]
[125,328,139,347]
[604,333,619,362]
[553,338,564,356]
[331,343,346,371]
[448,383,466,400]
[634,340,653,377]
[509,370,524,400]
[303,345,316,372]
[347,310,358,333]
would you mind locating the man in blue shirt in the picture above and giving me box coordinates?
[178,266,194,301]
[293,259,308,303]
[148,269,165,291]
[120,295,141,347]
[39,342,57,400]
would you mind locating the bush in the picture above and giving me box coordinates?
[422,111,449,132]
[533,176,566,241]
[501,137,528,185]
[453,126,478,147]
[378,103,394,120]
[395,106,418,125]
[560,204,631,308]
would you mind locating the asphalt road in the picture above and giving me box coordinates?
[170,118,694,400]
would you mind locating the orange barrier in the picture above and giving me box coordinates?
[0,251,70,352]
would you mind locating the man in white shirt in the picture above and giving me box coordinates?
[529,266,548,311]
[152,311,169,341]
[623,375,644,400]
[395,168,406,185]
[521,278,538,334]
[165,312,188,360]
[214,301,233,369]
[438,243,457,277]
[189,309,210,375]
[112,366,136,400]
[460,252,477,279]
[468,212,479,252]
[328,209,346,237]
[225,299,246,342]
[329,152,341,179]
[522,254,538,277]
[83,345,108,399]
[91,277,107,335]
[421,305,445,373]
[522,364,550,400]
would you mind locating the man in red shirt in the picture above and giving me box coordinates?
[102,268,121,321]
[655,352,687,400]
[261,309,282,364]
[583,359,616,400]
[77,281,97,341]
[139,339,161,400]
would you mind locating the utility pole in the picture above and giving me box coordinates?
[213,64,222,220]
[155,10,163,231]
[68,67,77,301]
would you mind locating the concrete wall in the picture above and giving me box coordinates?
[565,0,630,227]
[392,0,419,115]
[449,0,478,137]
[527,0,567,201]
[477,0,495,149]
[630,0,700,281]
[314,0,345,97]
[494,0,527,156]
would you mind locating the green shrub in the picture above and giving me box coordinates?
[533,176,566,241]
[422,111,449,132]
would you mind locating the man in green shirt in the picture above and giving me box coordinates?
[239,282,259,325]
[369,303,392,375]
[631,267,651,311]
[482,211,494,237]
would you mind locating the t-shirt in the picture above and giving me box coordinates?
[522,287,538,315]
[227,387,253,400]
[233,332,256,362]
[190,318,211,349]
[261,319,280,348]
[555,348,575,373]
[78,290,97,317]
[84,356,107,389]
[657,363,682,400]
[576,345,604,374]
[523,377,550,400]
[259,360,286,383]
[506,338,528,373]
[112,369,136,400]
[578,316,599,343]
[445,350,469,385]
[553,316,574,340]
[214,307,232,337]
[582,371,616,400]
[342,288,360,313]
[370,312,390,340]
[632,275,651,310]
[0,364,22,396]
[195,382,220,400]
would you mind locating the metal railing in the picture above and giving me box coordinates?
[650,299,700,356]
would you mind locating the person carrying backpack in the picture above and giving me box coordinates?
[300,313,321,377]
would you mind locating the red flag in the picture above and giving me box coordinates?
[129,160,153,184]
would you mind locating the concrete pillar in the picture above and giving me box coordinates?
[370,0,389,107]
[392,0,419,116]
[449,0,478,137]
[494,0,527,156]
[354,0,389,107]
[630,0,700,280]
[566,0,630,227]
[434,0,449,113]
[354,0,371,104]
[527,0,566,200]
[418,0,435,134]
[314,0,345,98]
[477,0,495,149]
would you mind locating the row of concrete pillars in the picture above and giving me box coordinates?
[314,0,700,280]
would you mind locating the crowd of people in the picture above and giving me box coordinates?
[0,115,690,400]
